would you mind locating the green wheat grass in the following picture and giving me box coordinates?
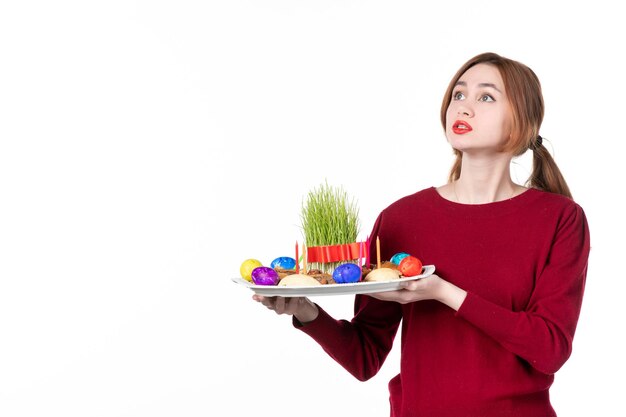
[300,181,360,273]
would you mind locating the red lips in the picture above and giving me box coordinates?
[452,120,473,135]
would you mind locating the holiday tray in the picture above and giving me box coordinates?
[231,264,435,297]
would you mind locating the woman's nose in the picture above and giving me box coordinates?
[457,105,473,117]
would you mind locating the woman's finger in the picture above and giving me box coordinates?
[274,296,286,314]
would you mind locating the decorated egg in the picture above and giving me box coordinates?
[270,256,297,270]
[240,258,263,282]
[390,252,410,266]
[332,263,362,284]
[398,256,423,277]
[251,267,280,286]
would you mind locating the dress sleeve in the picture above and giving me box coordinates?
[294,295,402,381]
[456,203,591,374]
[293,211,403,381]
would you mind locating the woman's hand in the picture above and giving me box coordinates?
[368,274,467,311]
[252,295,319,324]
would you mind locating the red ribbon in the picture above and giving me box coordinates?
[307,242,363,263]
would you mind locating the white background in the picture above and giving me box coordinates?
[1,1,623,416]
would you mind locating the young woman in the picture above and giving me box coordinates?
[253,52,591,417]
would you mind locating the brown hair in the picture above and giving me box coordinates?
[440,52,572,199]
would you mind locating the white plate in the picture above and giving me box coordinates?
[231,265,435,297]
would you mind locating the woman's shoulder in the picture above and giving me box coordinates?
[523,188,588,226]
[526,188,584,211]
[382,187,438,213]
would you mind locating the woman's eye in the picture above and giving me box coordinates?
[479,94,495,102]
[453,91,465,100]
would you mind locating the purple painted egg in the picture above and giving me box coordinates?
[251,267,280,286]
[332,263,362,284]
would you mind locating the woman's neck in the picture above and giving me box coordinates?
[454,154,521,204]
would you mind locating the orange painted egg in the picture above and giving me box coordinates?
[398,256,423,277]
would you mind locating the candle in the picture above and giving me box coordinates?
[358,240,363,273]
[376,236,381,269]
[302,242,307,275]
[295,241,299,274]
[365,235,370,267]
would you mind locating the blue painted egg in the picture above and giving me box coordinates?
[270,256,297,270]
[251,267,280,286]
[390,252,410,265]
[332,263,362,284]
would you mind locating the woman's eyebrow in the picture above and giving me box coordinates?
[454,80,502,93]
[478,82,502,93]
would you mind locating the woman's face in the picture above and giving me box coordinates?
[445,63,513,154]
